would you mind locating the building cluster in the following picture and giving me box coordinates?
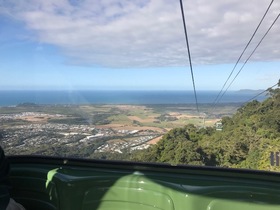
[0,112,63,120]
[96,135,156,153]
[0,112,159,156]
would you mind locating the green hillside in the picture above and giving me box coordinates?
[133,82,280,172]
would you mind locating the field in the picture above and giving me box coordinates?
[0,103,240,131]
[0,103,241,157]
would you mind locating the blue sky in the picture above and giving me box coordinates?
[0,0,280,91]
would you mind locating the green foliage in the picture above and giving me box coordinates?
[48,117,90,125]
[156,114,177,122]
[133,126,203,165]
[47,113,112,125]
[133,85,280,172]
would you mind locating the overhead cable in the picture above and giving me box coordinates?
[179,0,199,112]
[215,12,280,104]
[242,83,278,105]
[212,0,275,107]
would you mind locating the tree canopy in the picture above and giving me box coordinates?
[132,83,280,172]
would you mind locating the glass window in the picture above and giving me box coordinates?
[0,0,280,172]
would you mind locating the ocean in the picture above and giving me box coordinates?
[0,90,267,106]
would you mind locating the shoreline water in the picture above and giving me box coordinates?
[0,90,267,107]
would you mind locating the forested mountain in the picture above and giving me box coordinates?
[133,83,280,172]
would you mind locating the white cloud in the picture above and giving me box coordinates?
[0,0,279,68]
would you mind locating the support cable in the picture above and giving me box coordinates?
[179,0,199,112]
[215,13,280,104]
[212,0,275,107]
[242,83,278,105]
